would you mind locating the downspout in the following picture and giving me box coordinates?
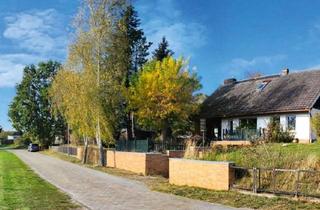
[309,109,312,143]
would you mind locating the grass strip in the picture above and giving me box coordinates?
[0,150,79,210]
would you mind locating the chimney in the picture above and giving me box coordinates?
[281,68,289,76]
[224,78,237,85]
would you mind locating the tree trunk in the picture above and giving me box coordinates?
[98,142,105,166]
[127,112,133,140]
[96,120,105,166]
[82,136,88,164]
[160,119,170,144]
[95,42,105,166]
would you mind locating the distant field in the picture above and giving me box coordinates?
[0,150,78,209]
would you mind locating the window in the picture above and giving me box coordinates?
[271,116,280,123]
[229,120,233,132]
[256,80,270,91]
[271,116,281,128]
[240,118,257,129]
[287,115,296,130]
[214,128,219,138]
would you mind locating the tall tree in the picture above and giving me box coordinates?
[109,4,151,140]
[50,69,95,163]
[8,61,66,146]
[60,0,126,166]
[129,56,201,143]
[121,5,152,85]
[152,36,174,61]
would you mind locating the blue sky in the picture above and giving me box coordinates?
[1,0,320,130]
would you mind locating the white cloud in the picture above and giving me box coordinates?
[230,55,287,69]
[224,54,287,78]
[3,9,67,56]
[137,0,207,57]
[0,9,68,88]
[0,54,44,87]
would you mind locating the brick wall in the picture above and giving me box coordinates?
[86,147,106,165]
[166,150,185,158]
[106,150,147,175]
[146,154,169,177]
[106,150,169,176]
[75,146,106,165]
[77,146,83,160]
[169,158,234,190]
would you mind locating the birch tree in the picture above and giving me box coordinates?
[67,0,125,165]
[50,68,95,163]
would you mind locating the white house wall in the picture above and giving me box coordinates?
[257,116,270,129]
[280,116,287,130]
[295,113,310,143]
[233,119,240,128]
[221,113,311,142]
[257,115,287,129]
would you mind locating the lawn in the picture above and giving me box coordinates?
[42,149,320,210]
[0,150,78,210]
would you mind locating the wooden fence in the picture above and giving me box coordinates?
[232,166,320,198]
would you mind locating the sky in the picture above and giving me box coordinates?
[1,0,320,130]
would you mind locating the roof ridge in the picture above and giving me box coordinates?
[236,74,280,84]
[289,68,320,74]
[235,69,320,85]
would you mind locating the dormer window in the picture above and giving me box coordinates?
[256,80,270,91]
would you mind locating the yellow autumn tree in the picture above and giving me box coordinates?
[67,0,126,166]
[50,68,96,163]
[129,56,201,142]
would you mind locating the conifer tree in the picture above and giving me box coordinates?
[110,4,151,140]
[152,36,174,61]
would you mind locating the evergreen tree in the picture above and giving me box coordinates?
[120,5,152,86]
[152,36,174,61]
[110,4,151,140]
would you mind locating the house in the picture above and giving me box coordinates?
[7,134,20,141]
[200,69,320,143]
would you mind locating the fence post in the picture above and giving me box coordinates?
[272,169,276,193]
[253,168,260,193]
[253,167,258,193]
[295,170,300,198]
[258,168,261,192]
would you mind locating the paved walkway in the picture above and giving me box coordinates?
[11,150,247,210]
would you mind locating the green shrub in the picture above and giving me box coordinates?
[14,135,32,148]
[264,120,294,143]
[312,113,320,140]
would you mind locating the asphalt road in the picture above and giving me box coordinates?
[11,150,248,210]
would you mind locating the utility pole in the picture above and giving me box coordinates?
[200,119,206,153]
